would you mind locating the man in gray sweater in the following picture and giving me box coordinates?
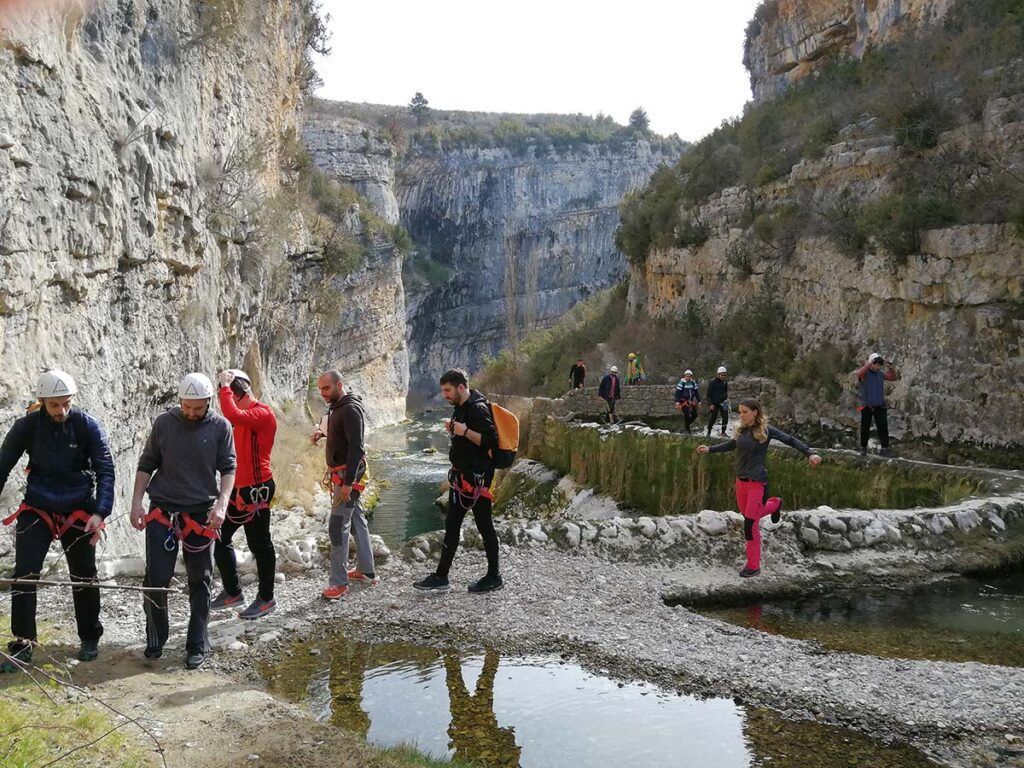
[130,373,236,670]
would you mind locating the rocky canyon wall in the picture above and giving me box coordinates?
[744,0,953,102]
[0,0,406,560]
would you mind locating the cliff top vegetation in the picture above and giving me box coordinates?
[309,99,688,158]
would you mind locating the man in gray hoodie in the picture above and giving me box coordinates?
[313,370,376,600]
[130,373,236,670]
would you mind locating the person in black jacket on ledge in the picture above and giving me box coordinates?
[415,369,503,594]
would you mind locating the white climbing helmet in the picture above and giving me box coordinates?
[717,366,728,374]
[178,372,214,400]
[684,369,693,376]
[610,365,619,373]
[37,370,78,399]
[226,369,251,390]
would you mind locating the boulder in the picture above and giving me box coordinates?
[696,510,729,536]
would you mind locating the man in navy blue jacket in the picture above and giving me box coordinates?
[0,371,115,667]
[598,366,622,424]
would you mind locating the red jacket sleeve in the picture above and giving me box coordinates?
[855,363,870,382]
[219,387,270,428]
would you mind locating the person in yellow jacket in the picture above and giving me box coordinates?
[625,352,646,385]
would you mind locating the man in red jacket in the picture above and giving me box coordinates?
[211,369,278,619]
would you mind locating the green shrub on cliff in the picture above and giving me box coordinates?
[477,285,628,396]
[618,0,1024,265]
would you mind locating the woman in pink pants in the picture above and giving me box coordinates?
[697,398,822,577]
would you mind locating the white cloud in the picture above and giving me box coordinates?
[313,0,763,142]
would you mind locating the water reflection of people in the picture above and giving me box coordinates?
[444,651,522,768]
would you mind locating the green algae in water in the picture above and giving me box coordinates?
[531,418,988,516]
[701,569,1024,667]
[262,634,937,768]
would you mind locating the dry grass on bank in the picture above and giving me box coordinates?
[271,398,328,512]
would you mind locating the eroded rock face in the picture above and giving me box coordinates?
[399,142,671,394]
[627,96,1024,447]
[301,106,401,225]
[0,1,406,557]
[744,0,953,102]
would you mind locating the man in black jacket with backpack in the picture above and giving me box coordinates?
[414,369,503,594]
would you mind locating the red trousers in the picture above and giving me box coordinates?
[735,479,780,570]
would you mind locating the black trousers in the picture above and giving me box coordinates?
[11,509,102,645]
[144,506,213,654]
[680,403,698,432]
[438,470,499,579]
[860,406,890,448]
[213,480,276,601]
[707,404,729,435]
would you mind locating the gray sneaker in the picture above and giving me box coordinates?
[239,597,276,620]
[211,590,244,610]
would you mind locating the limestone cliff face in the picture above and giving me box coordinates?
[301,106,401,225]
[398,142,673,395]
[627,96,1024,446]
[0,0,405,559]
[745,0,953,102]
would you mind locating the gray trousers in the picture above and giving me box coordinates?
[328,493,375,586]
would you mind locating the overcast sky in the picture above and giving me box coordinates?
[314,1,764,142]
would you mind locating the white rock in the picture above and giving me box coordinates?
[863,519,888,547]
[563,522,581,548]
[953,509,982,532]
[696,510,728,536]
[800,526,820,546]
[637,518,658,538]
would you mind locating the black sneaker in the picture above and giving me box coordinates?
[144,645,163,660]
[77,641,99,662]
[468,574,504,594]
[879,447,892,457]
[211,590,244,610]
[239,597,276,621]
[413,573,450,592]
[768,497,783,525]
[859,446,868,457]
[185,652,206,670]
[739,567,761,578]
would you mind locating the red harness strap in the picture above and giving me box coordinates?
[145,507,219,540]
[456,474,493,501]
[329,464,366,492]
[2,504,98,538]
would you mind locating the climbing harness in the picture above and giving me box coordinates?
[2,503,100,539]
[321,461,368,494]
[144,507,219,553]
[449,469,493,511]
[226,484,273,525]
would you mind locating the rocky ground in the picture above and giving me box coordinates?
[13,541,1024,768]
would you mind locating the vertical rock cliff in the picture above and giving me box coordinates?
[398,141,676,396]
[744,0,953,102]
[0,0,405,558]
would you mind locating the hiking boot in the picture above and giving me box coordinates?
[322,585,350,600]
[77,640,99,662]
[879,447,892,458]
[468,574,504,594]
[348,569,379,586]
[413,573,450,592]
[211,590,244,610]
[143,645,163,660]
[859,446,868,457]
[739,567,761,578]
[1,642,32,673]
[185,652,206,670]
[239,597,277,620]
[767,497,783,525]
